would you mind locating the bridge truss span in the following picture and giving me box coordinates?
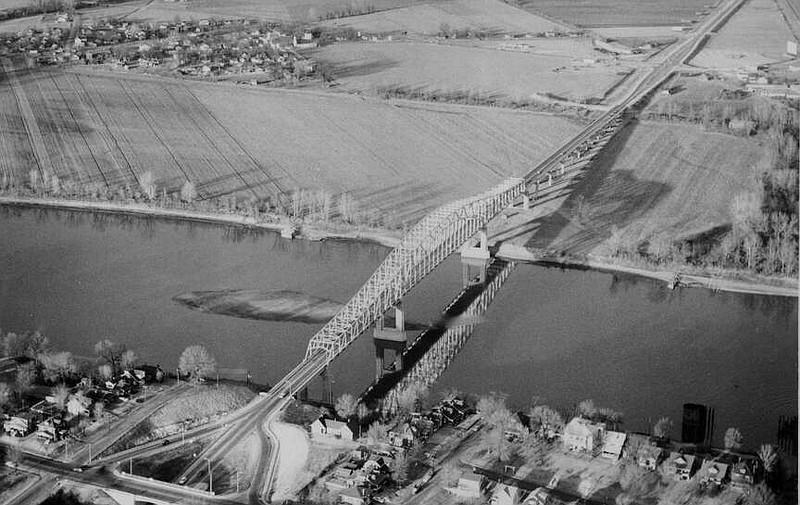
[305,178,524,363]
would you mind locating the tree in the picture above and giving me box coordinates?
[51,384,69,410]
[39,351,76,383]
[121,349,137,370]
[389,450,409,484]
[180,180,197,205]
[95,340,125,376]
[366,421,389,445]
[3,332,26,358]
[529,405,564,437]
[476,393,520,462]
[334,393,358,419]
[758,444,777,474]
[139,170,156,200]
[178,345,217,383]
[653,417,673,439]
[395,383,428,416]
[15,362,37,392]
[25,331,50,361]
[0,382,11,411]
[724,427,743,451]
[98,364,113,381]
[93,401,105,420]
[66,391,91,417]
[577,399,596,419]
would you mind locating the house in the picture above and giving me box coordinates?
[665,452,698,480]
[310,417,356,440]
[455,471,485,498]
[338,486,365,505]
[562,417,605,452]
[489,483,523,505]
[601,431,626,460]
[636,444,665,470]
[698,459,730,488]
[389,423,415,448]
[730,460,756,489]
[524,487,564,505]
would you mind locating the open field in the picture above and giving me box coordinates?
[311,40,633,103]
[691,0,796,69]
[0,64,582,224]
[113,0,426,23]
[523,120,766,253]
[316,0,570,36]
[509,0,713,27]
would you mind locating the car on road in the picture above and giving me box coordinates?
[72,467,84,473]
[178,476,188,484]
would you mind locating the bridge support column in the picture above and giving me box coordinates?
[548,173,553,187]
[374,301,407,380]
[460,226,490,286]
[522,193,531,210]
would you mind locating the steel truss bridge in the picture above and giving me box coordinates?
[269,178,525,399]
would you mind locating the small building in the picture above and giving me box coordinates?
[698,459,730,488]
[788,40,798,57]
[310,417,356,441]
[601,431,627,460]
[730,460,756,489]
[338,486,365,505]
[665,452,698,480]
[562,417,605,452]
[636,444,665,470]
[490,483,523,505]
[456,471,485,498]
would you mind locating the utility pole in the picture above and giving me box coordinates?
[205,458,213,494]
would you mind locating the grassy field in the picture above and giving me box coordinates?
[311,40,632,104]
[509,0,713,27]
[691,0,796,69]
[316,0,570,35]
[0,64,581,224]
[524,120,766,253]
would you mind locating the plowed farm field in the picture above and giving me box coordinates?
[0,64,582,223]
[316,0,570,35]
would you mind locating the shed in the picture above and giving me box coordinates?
[457,471,485,498]
[601,431,627,460]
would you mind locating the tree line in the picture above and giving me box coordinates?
[0,169,399,230]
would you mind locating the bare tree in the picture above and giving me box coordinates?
[477,393,520,462]
[724,427,743,451]
[0,382,12,411]
[758,444,777,474]
[15,363,37,392]
[577,399,596,419]
[95,340,125,375]
[334,393,358,419]
[529,405,564,436]
[366,421,390,445]
[139,171,156,200]
[180,180,197,205]
[121,349,137,371]
[653,417,673,439]
[51,384,69,410]
[39,351,76,383]
[178,345,217,384]
[98,364,113,381]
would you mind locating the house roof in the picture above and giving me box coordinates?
[637,444,664,459]
[564,417,602,438]
[602,431,627,455]
[326,420,351,432]
[700,459,729,478]
[459,471,484,484]
[493,483,521,499]
[667,451,697,469]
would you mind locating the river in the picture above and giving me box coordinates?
[0,206,796,447]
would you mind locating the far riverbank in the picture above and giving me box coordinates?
[2,195,795,299]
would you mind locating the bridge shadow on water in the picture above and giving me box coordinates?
[359,257,514,411]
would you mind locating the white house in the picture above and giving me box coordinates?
[562,417,605,452]
[601,431,627,460]
[310,417,356,441]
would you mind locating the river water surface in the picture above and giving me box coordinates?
[0,206,796,447]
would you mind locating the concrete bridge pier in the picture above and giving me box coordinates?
[460,226,490,286]
[373,301,407,379]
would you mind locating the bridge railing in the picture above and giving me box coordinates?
[304,178,524,364]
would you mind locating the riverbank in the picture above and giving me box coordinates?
[4,195,797,298]
[0,195,403,248]
[498,244,797,297]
